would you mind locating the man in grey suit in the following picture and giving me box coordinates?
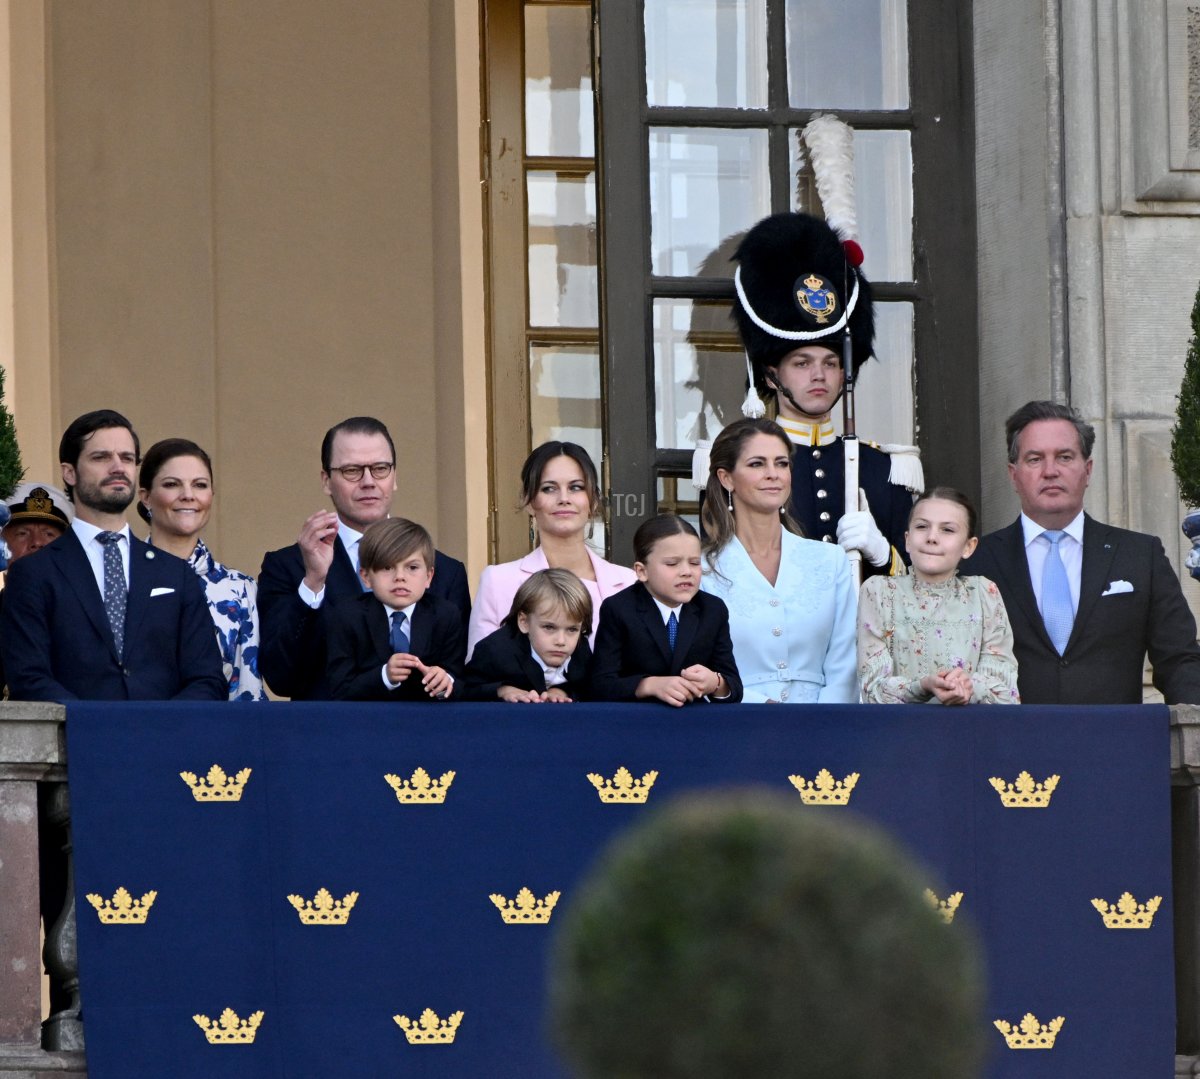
[963,400,1200,704]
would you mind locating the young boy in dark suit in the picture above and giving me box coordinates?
[590,515,742,706]
[326,518,466,701]
[466,568,593,702]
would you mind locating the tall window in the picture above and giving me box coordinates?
[597,0,977,555]
[484,0,603,560]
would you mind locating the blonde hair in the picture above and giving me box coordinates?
[701,417,804,571]
[505,568,594,635]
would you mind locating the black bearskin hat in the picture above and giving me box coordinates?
[731,212,875,392]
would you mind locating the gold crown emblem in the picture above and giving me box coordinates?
[180,764,252,802]
[86,887,157,924]
[924,889,963,924]
[26,489,52,514]
[802,274,825,290]
[788,769,859,805]
[384,767,455,804]
[193,1008,264,1045]
[1090,892,1162,929]
[490,888,561,925]
[988,771,1059,807]
[587,767,658,803]
[393,1009,464,1045]
[287,888,359,925]
[994,1013,1064,1049]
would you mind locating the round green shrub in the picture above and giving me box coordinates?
[549,790,983,1079]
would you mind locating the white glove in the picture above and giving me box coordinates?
[836,488,891,567]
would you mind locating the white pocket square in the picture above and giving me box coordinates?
[149,586,175,597]
[1101,580,1133,596]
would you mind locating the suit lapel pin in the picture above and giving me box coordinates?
[146,550,155,559]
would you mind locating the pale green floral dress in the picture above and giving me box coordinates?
[857,574,1020,704]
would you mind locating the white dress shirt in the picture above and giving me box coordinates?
[531,643,569,688]
[72,517,130,596]
[1020,511,1084,611]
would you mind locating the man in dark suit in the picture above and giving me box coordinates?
[0,410,225,702]
[258,416,470,699]
[963,400,1200,704]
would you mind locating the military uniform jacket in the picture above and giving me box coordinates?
[788,436,912,578]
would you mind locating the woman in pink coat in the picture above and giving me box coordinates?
[467,442,636,658]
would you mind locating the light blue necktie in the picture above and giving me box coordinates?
[667,610,678,652]
[97,531,127,658]
[390,611,410,654]
[1040,530,1074,654]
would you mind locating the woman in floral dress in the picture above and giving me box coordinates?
[138,439,268,701]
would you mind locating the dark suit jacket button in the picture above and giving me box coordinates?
[123,667,132,676]
[1059,659,1068,668]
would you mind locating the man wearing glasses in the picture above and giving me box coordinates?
[258,415,471,699]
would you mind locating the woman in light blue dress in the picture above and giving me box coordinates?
[138,439,268,702]
[700,418,857,704]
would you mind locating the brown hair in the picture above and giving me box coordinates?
[1005,400,1094,463]
[633,514,699,564]
[909,487,979,538]
[504,568,594,635]
[519,441,601,519]
[701,417,804,569]
[358,517,434,572]
[137,438,213,524]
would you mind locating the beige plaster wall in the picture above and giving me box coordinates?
[8,0,484,580]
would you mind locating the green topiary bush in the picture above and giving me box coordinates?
[550,790,983,1079]
[0,365,21,500]
[1172,281,1200,508]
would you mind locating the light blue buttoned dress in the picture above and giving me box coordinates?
[700,531,858,704]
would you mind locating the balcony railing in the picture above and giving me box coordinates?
[3,699,1200,1077]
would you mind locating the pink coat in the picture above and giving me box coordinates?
[466,546,637,659]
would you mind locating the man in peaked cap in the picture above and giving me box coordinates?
[2,482,73,565]
[732,211,920,578]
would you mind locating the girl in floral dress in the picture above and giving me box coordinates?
[857,487,1019,705]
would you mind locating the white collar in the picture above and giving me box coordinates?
[650,593,683,625]
[1020,510,1085,548]
[73,517,130,544]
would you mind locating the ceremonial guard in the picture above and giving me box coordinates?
[720,116,922,580]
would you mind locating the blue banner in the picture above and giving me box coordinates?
[66,702,1173,1078]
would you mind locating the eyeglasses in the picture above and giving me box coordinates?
[327,462,395,482]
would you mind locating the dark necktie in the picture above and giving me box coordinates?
[98,531,127,658]
[667,610,678,652]
[1040,529,1074,655]
[390,610,410,654]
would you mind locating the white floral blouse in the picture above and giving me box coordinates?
[857,573,1020,704]
[187,538,268,702]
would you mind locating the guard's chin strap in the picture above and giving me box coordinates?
[763,368,842,420]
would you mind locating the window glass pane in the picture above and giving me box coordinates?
[649,128,770,277]
[527,171,598,328]
[830,301,915,446]
[789,128,912,282]
[786,0,908,109]
[653,298,747,450]
[528,342,606,552]
[525,5,594,157]
[656,477,701,531]
[645,0,768,108]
